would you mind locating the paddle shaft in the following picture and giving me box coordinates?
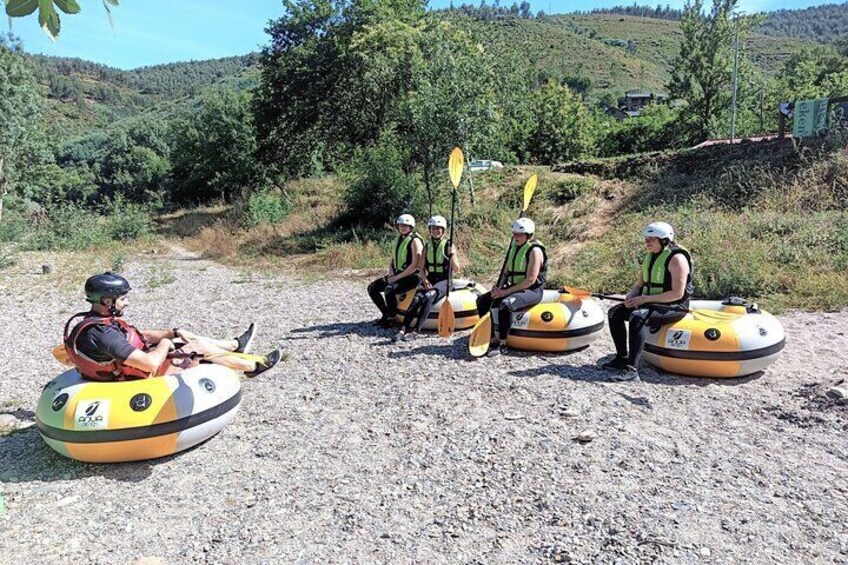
[445,182,458,299]
[574,290,695,314]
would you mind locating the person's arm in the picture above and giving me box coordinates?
[449,244,460,273]
[389,239,423,282]
[141,328,179,345]
[493,247,511,292]
[625,273,643,300]
[124,339,174,374]
[501,247,542,297]
[630,254,689,306]
[417,249,431,288]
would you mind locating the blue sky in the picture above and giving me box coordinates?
[2,0,835,69]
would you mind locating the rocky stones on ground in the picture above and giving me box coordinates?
[0,414,18,429]
[0,248,847,563]
[826,386,847,403]
[575,429,596,443]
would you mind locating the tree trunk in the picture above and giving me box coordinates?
[422,154,433,217]
[0,156,6,225]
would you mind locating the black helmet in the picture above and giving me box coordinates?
[85,272,131,304]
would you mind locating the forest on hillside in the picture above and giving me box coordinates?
[595,2,848,46]
[757,2,848,44]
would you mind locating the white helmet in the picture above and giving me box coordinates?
[643,221,674,241]
[427,215,447,229]
[512,217,535,235]
[395,214,415,228]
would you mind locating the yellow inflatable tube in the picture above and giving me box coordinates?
[642,299,785,378]
[396,279,487,331]
[35,364,241,463]
[493,290,605,352]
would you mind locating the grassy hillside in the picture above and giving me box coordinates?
[595,2,848,46]
[460,13,811,99]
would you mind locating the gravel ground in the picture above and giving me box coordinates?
[1,248,847,565]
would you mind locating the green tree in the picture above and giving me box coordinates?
[775,46,848,100]
[0,35,52,222]
[351,15,501,210]
[668,0,758,141]
[254,0,426,178]
[170,86,266,203]
[527,80,595,164]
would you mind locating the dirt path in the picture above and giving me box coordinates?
[1,249,846,564]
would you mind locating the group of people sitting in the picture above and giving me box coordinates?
[368,214,693,381]
[61,215,691,384]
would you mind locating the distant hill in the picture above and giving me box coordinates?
[26,54,259,139]
[27,11,813,141]
[757,2,848,44]
[593,2,848,45]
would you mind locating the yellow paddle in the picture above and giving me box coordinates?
[468,312,492,357]
[468,174,538,357]
[438,147,464,337]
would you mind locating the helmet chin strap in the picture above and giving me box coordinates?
[101,298,122,317]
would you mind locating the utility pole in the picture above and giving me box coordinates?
[730,16,740,143]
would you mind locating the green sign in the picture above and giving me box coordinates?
[793,98,829,138]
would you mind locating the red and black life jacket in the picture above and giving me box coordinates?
[63,312,153,382]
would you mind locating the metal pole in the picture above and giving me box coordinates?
[730,17,740,143]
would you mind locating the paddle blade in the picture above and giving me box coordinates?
[468,313,492,358]
[561,285,593,300]
[438,300,456,338]
[449,147,464,188]
[52,344,72,366]
[522,174,538,212]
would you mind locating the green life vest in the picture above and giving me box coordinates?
[505,239,547,288]
[424,238,449,275]
[391,233,421,274]
[641,244,694,299]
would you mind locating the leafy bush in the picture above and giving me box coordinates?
[240,190,291,229]
[26,204,109,251]
[599,104,688,156]
[105,197,155,241]
[342,132,423,228]
[19,200,155,251]
[0,212,28,243]
[548,176,595,204]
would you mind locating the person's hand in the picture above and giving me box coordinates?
[492,287,505,299]
[625,295,646,308]
[422,279,432,290]
[386,275,396,284]
[447,244,456,258]
[160,338,175,351]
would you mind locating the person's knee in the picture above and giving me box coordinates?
[608,304,627,321]
[499,295,523,314]
[629,308,650,330]
[425,289,439,302]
